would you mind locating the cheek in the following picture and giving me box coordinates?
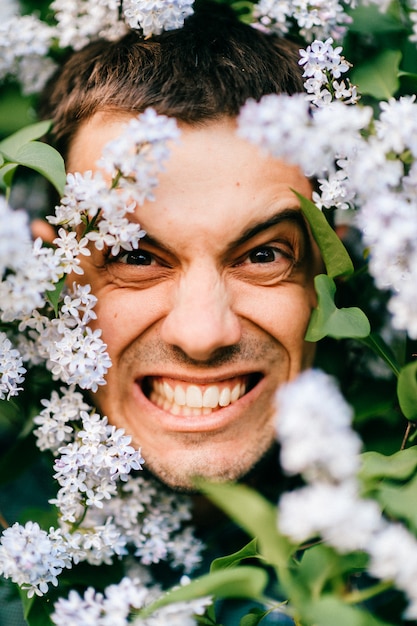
[92,287,169,358]
[232,282,315,344]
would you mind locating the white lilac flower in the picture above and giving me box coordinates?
[33,386,91,453]
[0,238,62,323]
[0,15,56,93]
[51,576,210,626]
[275,369,362,482]
[357,192,417,290]
[79,475,203,572]
[98,108,181,203]
[0,522,71,598]
[299,37,358,107]
[38,322,110,391]
[237,94,371,178]
[0,332,26,399]
[49,170,111,228]
[375,96,417,156]
[123,0,195,37]
[278,481,383,552]
[1,0,20,19]
[0,197,31,276]
[368,524,417,619]
[51,411,144,523]
[53,229,91,275]
[61,283,98,326]
[51,0,127,50]
[388,276,417,339]
[312,169,355,210]
[252,0,354,41]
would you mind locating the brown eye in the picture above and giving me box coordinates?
[118,250,155,265]
[248,247,281,264]
[244,245,292,265]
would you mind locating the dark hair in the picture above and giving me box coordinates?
[39,1,304,158]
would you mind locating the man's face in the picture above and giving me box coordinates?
[68,113,322,489]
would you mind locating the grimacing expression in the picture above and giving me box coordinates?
[68,113,322,490]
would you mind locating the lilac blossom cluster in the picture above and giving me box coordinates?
[122,0,195,37]
[276,370,382,553]
[252,0,355,41]
[0,14,57,94]
[275,369,417,618]
[0,0,195,94]
[51,576,211,626]
[0,385,203,598]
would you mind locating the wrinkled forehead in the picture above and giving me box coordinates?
[67,110,322,269]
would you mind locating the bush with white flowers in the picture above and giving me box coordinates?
[2,1,417,626]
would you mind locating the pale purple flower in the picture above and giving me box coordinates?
[275,369,362,482]
[0,332,26,399]
[0,522,70,598]
[123,0,195,37]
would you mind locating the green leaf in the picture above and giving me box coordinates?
[0,162,18,190]
[198,480,292,567]
[377,473,417,533]
[360,333,401,377]
[240,608,268,626]
[294,192,354,279]
[349,4,405,34]
[305,275,370,342]
[0,120,52,157]
[303,595,393,626]
[351,49,402,100]
[297,545,367,600]
[46,276,66,316]
[397,361,417,421]
[359,448,417,483]
[139,567,268,618]
[18,588,54,626]
[1,141,66,195]
[211,538,261,572]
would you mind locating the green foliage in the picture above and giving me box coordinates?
[352,49,402,100]
[0,121,66,195]
[295,193,353,279]
[18,589,54,626]
[305,275,370,342]
[198,481,292,568]
[138,567,269,619]
[210,538,261,572]
[397,361,417,420]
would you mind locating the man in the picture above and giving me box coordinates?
[38,0,322,491]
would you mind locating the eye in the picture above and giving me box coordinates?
[247,246,283,264]
[242,245,293,265]
[117,249,156,265]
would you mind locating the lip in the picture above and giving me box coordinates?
[131,372,267,433]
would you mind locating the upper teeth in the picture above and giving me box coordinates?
[150,377,247,415]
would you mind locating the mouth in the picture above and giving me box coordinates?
[142,373,262,417]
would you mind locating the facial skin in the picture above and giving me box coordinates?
[68,113,322,490]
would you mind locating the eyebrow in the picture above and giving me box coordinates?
[137,208,309,256]
[226,208,309,251]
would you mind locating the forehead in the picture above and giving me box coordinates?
[68,112,313,250]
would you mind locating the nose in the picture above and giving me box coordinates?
[160,264,242,361]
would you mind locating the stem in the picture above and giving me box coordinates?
[0,511,9,529]
[344,580,392,605]
[401,421,415,450]
[71,503,88,531]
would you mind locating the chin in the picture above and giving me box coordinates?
[139,434,277,493]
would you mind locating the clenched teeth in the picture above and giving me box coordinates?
[149,377,247,416]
